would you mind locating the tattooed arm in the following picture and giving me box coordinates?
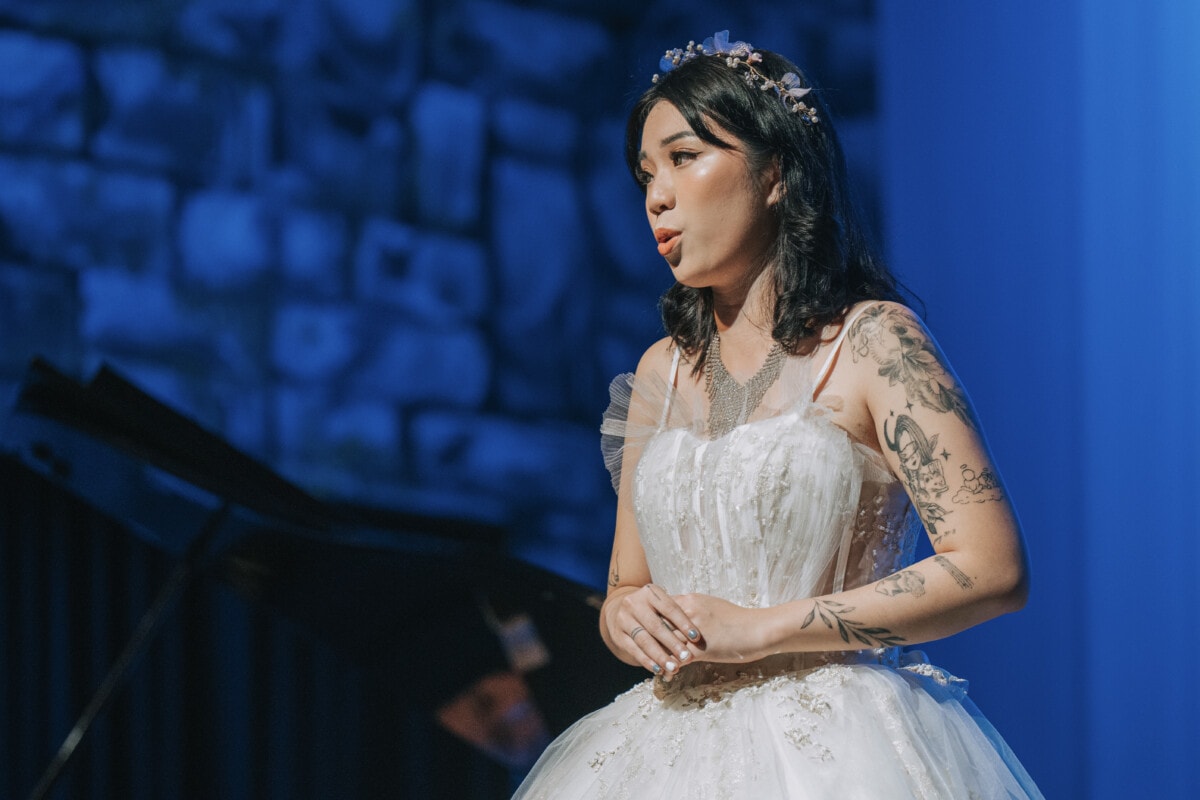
[673,302,1030,661]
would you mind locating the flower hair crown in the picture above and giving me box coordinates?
[652,31,820,125]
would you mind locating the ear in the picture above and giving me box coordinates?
[764,158,784,207]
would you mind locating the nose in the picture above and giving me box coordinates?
[645,172,674,216]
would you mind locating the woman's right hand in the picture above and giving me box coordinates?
[603,584,702,679]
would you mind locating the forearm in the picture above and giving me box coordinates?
[756,550,1028,656]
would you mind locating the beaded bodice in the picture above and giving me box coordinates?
[601,323,921,611]
[632,381,918,607]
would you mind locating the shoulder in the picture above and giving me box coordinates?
[824,300,954,403]
[842,301,978,430]
[839,301,945,374]
[634,336,680,381]
[843,300,926,345]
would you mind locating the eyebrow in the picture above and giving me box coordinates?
[638,130,699,163]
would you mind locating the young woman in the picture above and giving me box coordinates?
[514,32,1042,799]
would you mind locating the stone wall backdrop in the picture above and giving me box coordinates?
[0,0,879,581]
[0,0,880,796]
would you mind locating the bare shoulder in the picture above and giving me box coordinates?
[844,300,928,354]
[819,300,929,390]
[634,336,679,381]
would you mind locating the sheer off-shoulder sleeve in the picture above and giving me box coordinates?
[599,368,676,494]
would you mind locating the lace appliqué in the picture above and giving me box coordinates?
[779,665,849,761]
[899,657,970,701]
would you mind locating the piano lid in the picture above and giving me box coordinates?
[7,357,332,531]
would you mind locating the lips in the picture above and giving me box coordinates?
[655,228,681,257]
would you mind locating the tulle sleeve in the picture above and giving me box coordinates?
[599,368,676,495]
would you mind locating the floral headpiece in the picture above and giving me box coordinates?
[652,31,820,125]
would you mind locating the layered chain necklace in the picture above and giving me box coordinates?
[704,332,786,439]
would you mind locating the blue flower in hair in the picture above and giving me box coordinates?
[652,30,820,125]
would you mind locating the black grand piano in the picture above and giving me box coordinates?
[1,358,640,799]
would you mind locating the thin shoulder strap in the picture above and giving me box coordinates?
[812,303,873,399]
[820,303,874,593]
[658,347,681,430]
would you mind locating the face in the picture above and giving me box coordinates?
[637,102,781,292]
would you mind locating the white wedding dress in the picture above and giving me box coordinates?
[513,314,1042,799]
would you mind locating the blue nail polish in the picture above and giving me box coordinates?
[651,664,662,674]
[687,628,699,640]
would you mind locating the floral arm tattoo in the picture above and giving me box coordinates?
[801,600,907,647]
[847,304,977,430]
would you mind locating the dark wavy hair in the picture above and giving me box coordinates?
[625,48,906,370]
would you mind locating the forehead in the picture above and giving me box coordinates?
[640,102,693,151]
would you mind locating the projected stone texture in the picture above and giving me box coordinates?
[0,0,878,585]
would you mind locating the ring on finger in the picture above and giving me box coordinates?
[660,617,676,632]
[629,626,646,641]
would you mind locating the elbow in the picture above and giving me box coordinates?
[992,561,1030,616]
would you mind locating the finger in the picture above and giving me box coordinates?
[638,588,700,660]
[658,615,695,651]
[626,613,694,677]
[643,587,702,645]
[624,623,674,677]
[659,615,701,644]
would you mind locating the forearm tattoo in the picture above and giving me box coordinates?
[875,569,926,597]
[848,304,976,430]
[934,555,975,590]
[609,550,620,587]
[801,599,906,647]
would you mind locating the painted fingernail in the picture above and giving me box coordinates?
[687,629,699,640]
[665,660,677,672]
[651,664,662,674]
[678,650,690,660]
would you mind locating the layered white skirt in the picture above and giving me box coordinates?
[513,653,1041,799]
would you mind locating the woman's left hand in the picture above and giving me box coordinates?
[672,593,767,663]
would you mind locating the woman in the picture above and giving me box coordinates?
[514,32,1042,799]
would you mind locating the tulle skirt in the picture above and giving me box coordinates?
[513,653,1042,799]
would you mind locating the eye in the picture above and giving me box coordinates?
[670,150,697,167]
[635,168,654,186]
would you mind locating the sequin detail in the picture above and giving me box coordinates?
[704,333,787,439]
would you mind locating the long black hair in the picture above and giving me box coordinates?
[625,47,906,370]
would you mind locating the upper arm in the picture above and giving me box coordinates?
[847,303,1027,577]
[607,337,676,596]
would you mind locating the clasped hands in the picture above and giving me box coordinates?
[606,584,766,679]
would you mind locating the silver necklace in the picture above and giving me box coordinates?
[704,333,786,438]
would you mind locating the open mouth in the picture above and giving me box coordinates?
[655,228,681,257]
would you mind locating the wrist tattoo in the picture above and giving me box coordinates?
[801,599,906,648]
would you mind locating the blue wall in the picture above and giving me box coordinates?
[881,1,1200,797]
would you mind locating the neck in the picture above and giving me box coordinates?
[712,264,776,342]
